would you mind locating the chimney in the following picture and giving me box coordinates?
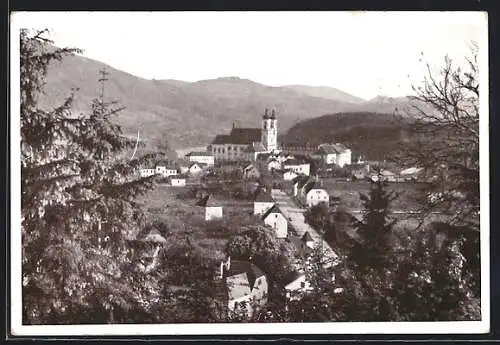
[265,108,268,117]
[220,261,224,279]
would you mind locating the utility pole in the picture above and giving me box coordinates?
[98,67,109,110]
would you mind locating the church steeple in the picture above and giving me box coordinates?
[261,107,278,152]
[263,108,270,120]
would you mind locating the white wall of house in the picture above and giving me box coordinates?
[170,178,186,187]
[306,189,329,207]
[179,166,190,174]
[283,171,298,181]
[283,163,310,176]
[254,201,274,215]
[189,164,203,175]
[205,206,223,221]
[140,169,156,177]
[188,155,215,166]
[337,150,352,168]
[211,144,249,161]
[228,276,268,318]
[284,274,313,301]
[263,212,288,238]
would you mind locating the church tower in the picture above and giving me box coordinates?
[261,108,278,152]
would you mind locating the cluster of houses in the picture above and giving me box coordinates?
[132,107,425,319]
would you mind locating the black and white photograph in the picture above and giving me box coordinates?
[10,11,489,335]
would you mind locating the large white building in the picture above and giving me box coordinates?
[185,151,215,166]
[312,143,352,168]
[209,108,278,161]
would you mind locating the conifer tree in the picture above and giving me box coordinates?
[350,178,398,271]
[21,29,160,324]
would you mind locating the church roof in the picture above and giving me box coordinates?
[229,128,262,145]
[212,134,233,144]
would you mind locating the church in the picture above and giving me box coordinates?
[208,108,278,161]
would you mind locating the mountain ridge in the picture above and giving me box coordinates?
[39,50,424,151]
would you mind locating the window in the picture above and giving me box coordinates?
[300,282,306,288]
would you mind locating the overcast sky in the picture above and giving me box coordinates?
[12,11,487,100]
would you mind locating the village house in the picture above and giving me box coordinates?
[280,141,317,155]
[253,188,275,215]
[301,180,329,207]
[261,205,288,238]
[169,175,187,187]
[301,231,315,250]
[311,143,352,168]
[292,175,310,197]
[283,158,310,176]
[371,169,397,182]
[209,108,278,162]
[185,151,215,166]
[346,162,371,180]
[196,194,223,221]
[284,273,313,302]
[283,170,299,181]
[188,162,204,175]
[140,168,156,178]
[156,162,178,177]
[243,163,261,180]
[218,257,268,318]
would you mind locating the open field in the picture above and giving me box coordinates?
[135,184,256,261]
[320,180,428,211]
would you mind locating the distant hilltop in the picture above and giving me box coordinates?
[40,47,423,151]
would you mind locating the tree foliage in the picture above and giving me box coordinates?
[21,29,160,324]
[398,45,480,230]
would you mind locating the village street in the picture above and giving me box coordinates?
[270,189,340,266]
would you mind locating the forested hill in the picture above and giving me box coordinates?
[281,112,414,161]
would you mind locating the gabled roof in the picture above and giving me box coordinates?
[283,158,307,166]
[228,128,262,145]
[136,229,167,244]
[186,151,213,157]
[225,260,266,299]
[292,174,310,187]
[211,134,232,144]
[189,162,202,169]
[261,204,283,220]
[254,188,274,203]
[318,143,350,154]
[303,181,325,195]
[302,231,314,242]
